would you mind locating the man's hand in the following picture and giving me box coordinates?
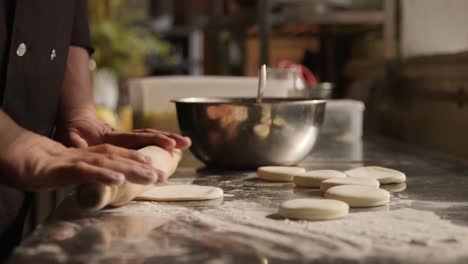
[0,129,164,191]
[57,46,191,151]
[0,110,164,190]
[55,113,192,150]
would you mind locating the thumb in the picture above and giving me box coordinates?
[69,132,89,148]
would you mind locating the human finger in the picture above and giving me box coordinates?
[68,132,89,148]
[84,155,157,184]
[103,133,177,150]
[54,161,125,186]
[87,144,152,164]
[131,129,191,149]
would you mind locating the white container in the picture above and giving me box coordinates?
[129,76,291,133]
[321,99,365,140]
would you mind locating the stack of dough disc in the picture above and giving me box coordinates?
[278,198,349,220]
[323,185,390,207]
[345,166,406,184]
[257,166,306,182]
[294,170,347,188]
[320,177,380,192]
[268,165,406,220]
[381,182,407,193]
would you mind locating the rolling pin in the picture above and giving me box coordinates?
[76,146,182,211]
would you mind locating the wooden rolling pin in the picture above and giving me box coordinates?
[76,146,182,211]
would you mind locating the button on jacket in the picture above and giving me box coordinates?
[0,0,93,258]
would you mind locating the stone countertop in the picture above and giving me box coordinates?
[8,136,468,264]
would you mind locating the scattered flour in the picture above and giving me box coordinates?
[389,193,468,209]
[15,244,68,263]
[108,200,468,263]
[389,195,414,207]
[14,200,468,263]
[199,201,468,263]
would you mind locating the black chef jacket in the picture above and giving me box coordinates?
[0,0,93,259]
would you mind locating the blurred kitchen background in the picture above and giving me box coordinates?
[27,0,468,232]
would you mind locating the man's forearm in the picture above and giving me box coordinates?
[0,110,32,186]
[0,110,26,152]
[58,46,96,123]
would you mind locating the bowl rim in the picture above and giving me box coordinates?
[171,97,327,105]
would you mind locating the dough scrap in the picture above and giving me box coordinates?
[257,166,306,182]
[324,185,390,208]
[279,198,349,220]
[136,185,223,202]
[320,177,380,192]
[294,170,347,188]
[345,166,406,184]
[253,124,270,139]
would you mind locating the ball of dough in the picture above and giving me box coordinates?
[294,170,347,188]
[344,166,406,184]
[320,177,380,193]
[279,198,349,220]
[257,166,306,182]
[324,185,390,208]
[136,185,223,201]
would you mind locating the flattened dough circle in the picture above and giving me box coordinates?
[257,166,306,182]
[345,166,406,184]
[324,185,390,208]
[294,170,347,188]
[136,185,223,201]
[320,177,380,192]
[279,198,349,220]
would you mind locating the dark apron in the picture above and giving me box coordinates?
[0,188,30,260]
[0,0,79,259]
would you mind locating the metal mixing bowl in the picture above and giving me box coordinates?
[173,97,326,169]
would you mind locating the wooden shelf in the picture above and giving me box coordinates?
[284,11,386,25]
[204,0,396,75]
[208,10,385,29]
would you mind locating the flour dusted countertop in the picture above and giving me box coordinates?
[9,137,468,264]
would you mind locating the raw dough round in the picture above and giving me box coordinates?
[257,166,306,182]
[345,166,406,184]
[294,170,347,188]
[320,177,380,192]
[381,182,407,193]
[278,198,349,220]
[324,185,390,208]
[136,185,223,201]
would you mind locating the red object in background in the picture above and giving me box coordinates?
[277,60,318,87]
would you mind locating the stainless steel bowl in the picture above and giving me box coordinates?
[173,97,326,169]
